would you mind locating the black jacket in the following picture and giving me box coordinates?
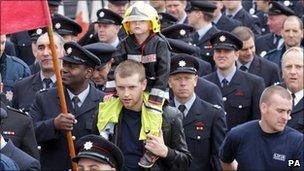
[92,105,192,171]
[170,96,227,170]
[1,105,39,160]
[215,14,241,32]
[117,34,170,93]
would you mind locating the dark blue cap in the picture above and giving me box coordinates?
[62,42,101,68]
[52,13,82,36]
[48,0,62,6]
[167,38,199,55]
[162,24,195,41]
[73,135,124,171]
[185,1,217,13]
[83,43,117,68]
[268,1,295,16]
[95,9,123,25]
[210,31,243,51]
[170,53,199,75]
[28,28,47,41]
[108,0,129,5]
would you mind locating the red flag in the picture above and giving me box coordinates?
[1,1,51,35]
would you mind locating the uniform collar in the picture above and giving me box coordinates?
[217,67,237,84]
[40,72,56,83]
[174,93,196,116]
[288,89,304,106]
[67,84,90,107]
[110,37,120,48]
[0,135,7,150]
[213,13,222,24]
[236,59,253,69]
[197,23,212,40]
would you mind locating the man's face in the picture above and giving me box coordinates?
[129,21,151,35]
[97,24,120,44]
[92,60,113,86]
[0,35,6,57]
[210,1,223,17]
[61,61,93,87]
[213,49,238,71]
[77,158,115,171]
[165,0,186,20]
[261,94,292,132]
[267,15,287,35]
[169,73,197,101]
[115,74,147,111]
[282,19,303,47]
[222,0,241,11]
[282,50,304,93]
[108,2,129,17]
[256,0,268,11]
[36,35,63,72]
[149,0,165,11]
[186,10,200,28]
[238,37,256,64]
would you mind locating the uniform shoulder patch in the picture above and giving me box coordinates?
[7,106,29,116]
[212,104,221,109]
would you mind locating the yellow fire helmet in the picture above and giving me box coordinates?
[122,1,160,35]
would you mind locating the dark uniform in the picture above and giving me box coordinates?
[255,10,270,35]
[186,1,220,70]
[73,134,124,171]
[238,55,281,87]
[225,7,261,35]
[204,31,265,129]
[158,12,178,30]
[1,100,39,160]
[169,55,227,170]
[264,46,286,71]
[255,1,295,56]
[12,72,56,112]
[0,103,40,171]
[29,42,104,170]
[195,77,224,108]
[4,40,16,57]
[214,14,242,32]
[289,97,304,133]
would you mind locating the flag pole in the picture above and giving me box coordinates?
[46,26,77,171]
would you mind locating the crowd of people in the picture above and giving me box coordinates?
[0,0,303,171]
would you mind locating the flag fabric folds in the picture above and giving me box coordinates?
[1,1,51,35]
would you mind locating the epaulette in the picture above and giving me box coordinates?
[6,106,29,116]
[212,104,221,109]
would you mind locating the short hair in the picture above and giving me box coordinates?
[259,85,292,105]
[232,26,254,41]
[283,15,303,29]
[281,47,304,66]
[114,59,146,82]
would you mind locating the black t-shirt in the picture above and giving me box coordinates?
[119,108,144,171]
[219,120,303,171]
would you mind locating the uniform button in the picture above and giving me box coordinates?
[72,136,76,140]
[260,51,267,57]
[262,28,266,32]
[197,136,201,139]
[224,112,227,115]
[238,105,243,108]
[37,146,41,150]
[223,97,227,101]
[22,43,25,46]
[206,52,210,56]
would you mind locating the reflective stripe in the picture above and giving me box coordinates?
[127,54,157,63]
[127,54,142,62]
[105,81,116,88]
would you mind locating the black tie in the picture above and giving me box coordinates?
[43,78,52,89]
[240,65,248,72]
[178,105,186,117]
[227,14,233,18]
[222,78,228,88]
[291,93,296,107]
[72,96,81,114]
